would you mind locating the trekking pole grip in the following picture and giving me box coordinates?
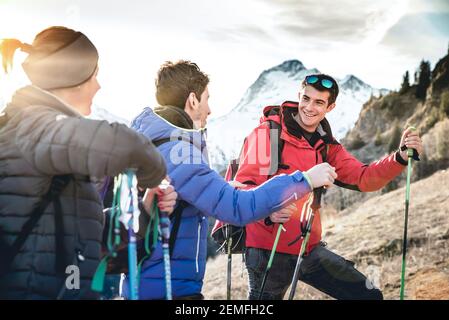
[311,187,324,210]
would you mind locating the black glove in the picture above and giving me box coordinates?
[400,145,420,161]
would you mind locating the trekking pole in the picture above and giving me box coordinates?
[121,170,140,300]
[258,223,285,300]
[288,188,323,300]
[400,132,416,300]
[226,227,232,300]
[158,179,173,300]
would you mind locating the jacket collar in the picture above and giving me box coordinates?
[154,105,194,130]
[132,107,207,154]
[6,85,83,118]
[261,101,338,149]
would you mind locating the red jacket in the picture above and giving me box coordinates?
[234,101,406,255]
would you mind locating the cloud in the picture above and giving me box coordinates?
[257,0,408,44]
[408,0,449,14]
[380,12,449,63]
[203,25,273,44]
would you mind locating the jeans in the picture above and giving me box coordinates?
[245,243,383,300]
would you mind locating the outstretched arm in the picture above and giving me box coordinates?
[15,105,166,188]
[162,141,312,226]
[328,127,423,192]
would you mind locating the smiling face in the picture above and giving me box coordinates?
[296,85,336,132]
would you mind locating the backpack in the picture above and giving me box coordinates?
[102,137,189,274]
[0,111,73,278]
[211,106,285,254]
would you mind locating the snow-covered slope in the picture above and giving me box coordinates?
[206,60,388,172]
[0,93,129,126]
[88,105,130,126]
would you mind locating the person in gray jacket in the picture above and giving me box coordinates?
[0,26,173,299]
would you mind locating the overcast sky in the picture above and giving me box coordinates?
[1,0,448,119]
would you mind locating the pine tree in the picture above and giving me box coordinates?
[400,71,410,94]
[415,60,431,100]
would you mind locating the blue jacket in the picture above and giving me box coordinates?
[123,107,312,299]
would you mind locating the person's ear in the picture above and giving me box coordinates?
[190,92,198,109]
[185,92,194,110]
[326,102,336,112]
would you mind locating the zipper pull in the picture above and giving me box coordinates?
[76,250,85,263]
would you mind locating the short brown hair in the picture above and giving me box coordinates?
[155,60,209,109]
[300,73,339,105]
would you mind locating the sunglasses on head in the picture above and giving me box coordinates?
[305,75,334,89]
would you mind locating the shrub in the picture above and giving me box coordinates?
[387,124,402,153]
[349,133,365,150]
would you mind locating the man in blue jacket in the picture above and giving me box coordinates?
[124,60,337,299]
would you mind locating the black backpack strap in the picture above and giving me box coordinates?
[267,120,287,176]
[53,187,67,275]
[319,144,329,163]
[168,200,188,257]
[227,137,247,181]
[1,175,72,275]
[153,136,193,148]
[153,138,173,147]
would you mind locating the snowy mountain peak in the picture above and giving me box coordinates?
[271,59,305,74]
[340,75,370,91]
[256,60,306,84]
[235,60,315,113]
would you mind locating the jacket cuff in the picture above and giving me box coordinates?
[302,172,314,190]
[264,217,274,226]
[291,171,313,191]
[394,150,408,166]
[399,145,420,161]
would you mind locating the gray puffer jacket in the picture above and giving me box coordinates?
[0,85,166,299]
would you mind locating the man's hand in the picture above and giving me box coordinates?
[399,127,423,161]
[305,163,337,189]
[142,177,177,215]
[269,203,297,224]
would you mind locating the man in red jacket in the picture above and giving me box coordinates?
[235,74,423,300]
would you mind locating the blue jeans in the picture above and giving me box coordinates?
[245,243,383,300]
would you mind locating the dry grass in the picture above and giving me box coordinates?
[203,169,449,300]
